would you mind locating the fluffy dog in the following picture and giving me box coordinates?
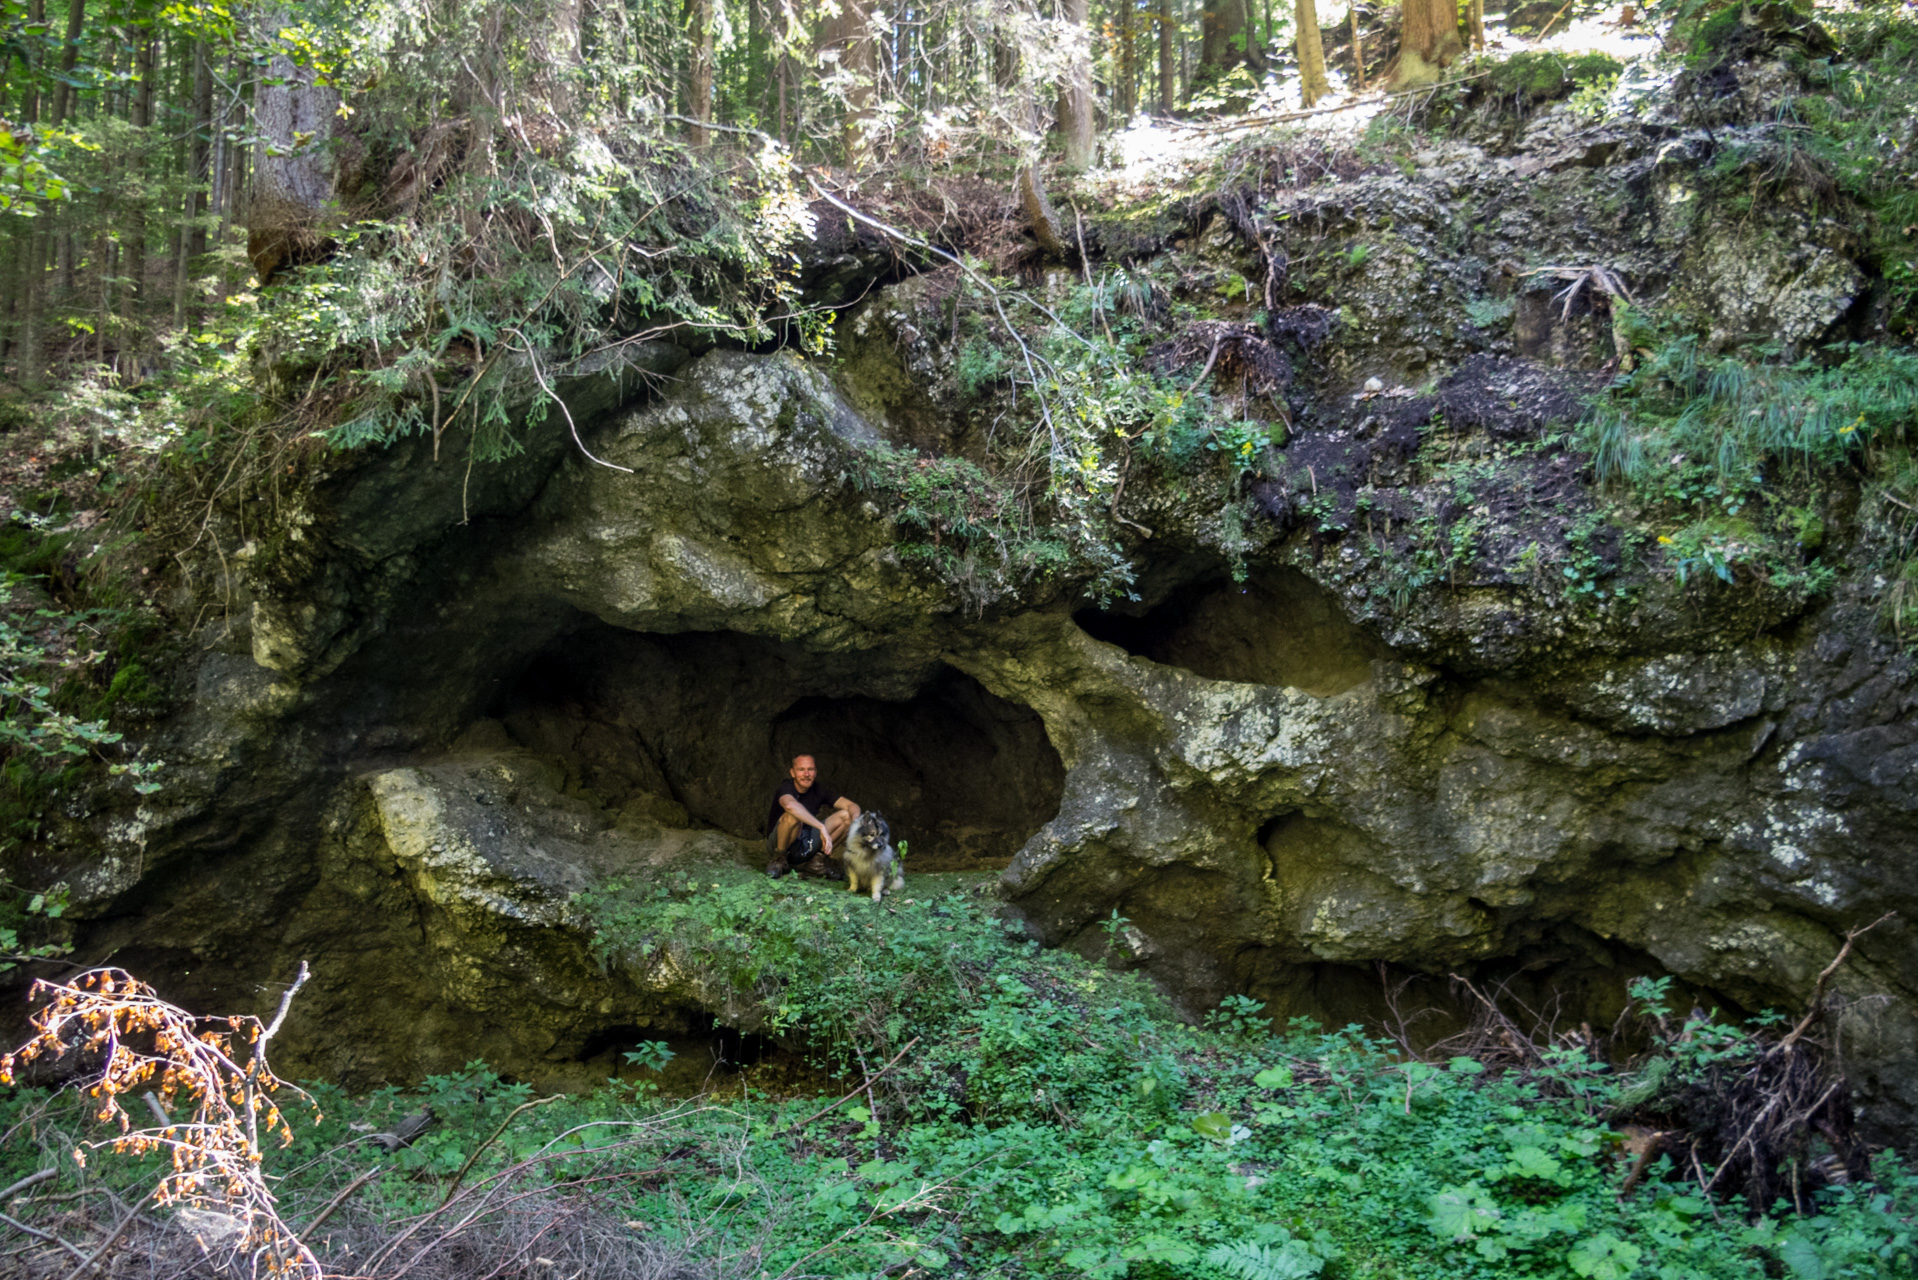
[842,810,904,902]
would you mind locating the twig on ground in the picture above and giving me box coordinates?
[0,1209,89,1265]
[60,1192,146,1280]
[784,1037,922,1136]
[0,1169,56,1202]
[304,1167,384,1236]
[441,1095,564,1205]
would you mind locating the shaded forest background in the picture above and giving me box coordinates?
[0,0,1484,404]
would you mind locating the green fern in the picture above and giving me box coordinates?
[1204,1237,1327,1280]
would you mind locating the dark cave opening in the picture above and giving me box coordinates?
[576,1013,821,1096]
[1074,568,1386,696]
[492,625,1065,868]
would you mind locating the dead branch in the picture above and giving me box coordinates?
[784,1036,922,1135]
[303,1166,385,1237]
[0,1169,57,1202]
[1018,167,1066,258]
[59,1194,145,1280]
[2,966,322,1278]
[1780,913,1893,1051]
[366,1106,435,1153]
[440,1094,564,1205]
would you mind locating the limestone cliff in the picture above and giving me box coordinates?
[29,53,1918,1139]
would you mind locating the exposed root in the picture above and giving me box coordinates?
[1148,321,1292,401]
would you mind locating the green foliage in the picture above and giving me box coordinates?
[1205,1230,1334,1278]
[845,443,1079,611]
[622,1041,675,1073]
[1482,51,1626,100]
[1204,994,1271,1040]
[1462,295,1514,332]
[0,880,69,972]
[0,116,72,214]
[0,575,121,774]
[842,270,1289,611]
[0,568,164,858]
[1788,15,1918,337]
[1587,340,1918,492]
[7,890,1918,1278]
[1584,336,1917,601]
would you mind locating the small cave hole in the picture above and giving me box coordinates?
[1075,569,1385,695]
[491,625,1064,869]
[578,1014,819,1097]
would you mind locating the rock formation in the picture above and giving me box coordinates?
[36,62,1918,1138]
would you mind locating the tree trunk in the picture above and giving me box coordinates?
[17,0,44,125]
[17,0,78,389]
[1391,0,1463,86]
[125,30,155,321]
[177,40,212,327]
[822,0,876,165]
[1119,0,1136,120]
[1018,166,1066,257]
[774,0,804,145]
[15,234,48,390]
[46,0,83,134]
[1159,0,1176,112]
[1350,1,1367,90]
[1198,0,1265,89]
[549,0,583,110]
[687,0,714,144]
[748,0,771,124]
[250,10,339,282]
[1296,0,1328,106]
[2,0,46,362]
[1467,0,1485,49]
[1057,0,1095,170]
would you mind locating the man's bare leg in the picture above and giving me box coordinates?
[766,811,805,876]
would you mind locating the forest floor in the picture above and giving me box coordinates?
[2,874,1914,1278]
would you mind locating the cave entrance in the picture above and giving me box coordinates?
[1074,568,1385,696]
[493,626,1064,869]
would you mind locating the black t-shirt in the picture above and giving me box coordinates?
[767,781,841,833]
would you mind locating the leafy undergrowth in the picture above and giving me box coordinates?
[2,880,1914,1278]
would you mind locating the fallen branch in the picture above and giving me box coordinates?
[0,1211,88,1265]
[0,1169,81,1264]
[1780,912,1894,1051]
[0,1169,56,1202]
[784,1037,922,1135]
[59,1193,146,1280]
[303,1166,384,1236]
[1168,69,1499,134]
[441,1094,564,1205]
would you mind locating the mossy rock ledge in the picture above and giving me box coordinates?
[26,102,1918,1140]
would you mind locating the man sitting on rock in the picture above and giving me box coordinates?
[765,753,862,877]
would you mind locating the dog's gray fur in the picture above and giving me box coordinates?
[843,810,904,902]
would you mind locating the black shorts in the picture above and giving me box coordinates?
[768,824,822,867]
